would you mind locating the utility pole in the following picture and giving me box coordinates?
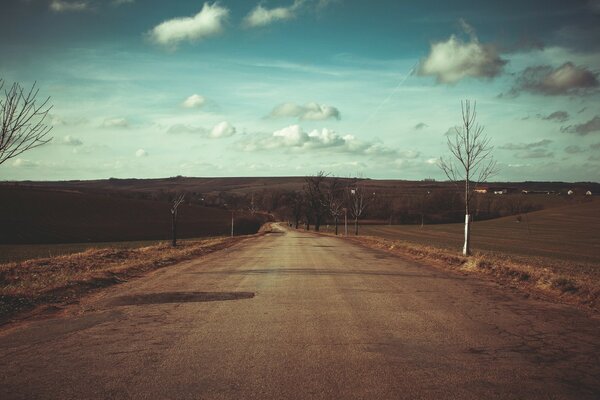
[231,209,234,237]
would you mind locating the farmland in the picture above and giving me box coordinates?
[0,185,268,262]
[356,199,599,266]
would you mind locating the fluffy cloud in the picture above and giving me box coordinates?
[269,102,340,121]
[417,20,506,84]
[12,158,39,168]
[101,118,129,129]
[62,136,83,146]
[242,124,395,156]
[50,0,89,12]
[561,116,600,135]
[243,2,299,28]
[507,62,599,96]
[135,149,148,157]
[182,94,206,109]
[167,121,236,139]
[149,3,229,47]
[540,111,569,122]
[499,139,552,150]
[210,121,236,138]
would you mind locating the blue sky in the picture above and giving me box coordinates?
[1,0,599,181]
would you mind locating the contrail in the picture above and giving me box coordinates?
[357,62,418,132]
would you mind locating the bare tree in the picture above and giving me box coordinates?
[347,184,374,235]
[0,80,53,165]
[324,177,344,235]
[438,100,498,256]
[304,171,328,232]
[171,193,185,247]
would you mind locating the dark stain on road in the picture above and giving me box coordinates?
[108,291,255,307]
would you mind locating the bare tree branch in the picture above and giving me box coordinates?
[0,80,53,165]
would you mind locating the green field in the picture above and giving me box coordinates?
[347,200,599,265]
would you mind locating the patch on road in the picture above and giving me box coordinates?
[108,291,255,306]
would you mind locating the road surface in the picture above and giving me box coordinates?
[1,226,599,399]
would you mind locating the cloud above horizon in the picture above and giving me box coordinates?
[243,1,301,28]
[417,20,506,84]
[506,62,599,96]
[167,121,236,139]
[182,94,206,109]
[561,116,600,135]
[50,0,89,12]
[499,139,552,150]
[269,102,340,121]
[149,2,229,47]
[241,125,395,156]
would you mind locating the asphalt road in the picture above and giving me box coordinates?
[1,226,599,399]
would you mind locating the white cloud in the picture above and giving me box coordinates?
[12,158,39,168]
[242,124,395,156]
[182,94,206,109]
[135,149,148,157]
[149,2,229,47]
[269,102,341,121]
[417,20,506,84]
[167,124,207,135]
[50,0,89,12]
[243,2,300,28]
[167,121,236,139]
[62,136,83,146]
[210,121,236,138]
[101,118,129,129]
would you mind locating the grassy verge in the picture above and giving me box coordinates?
[340,234,599,313]
[0,236,248,324]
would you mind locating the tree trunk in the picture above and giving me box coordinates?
[354,217,358,235]
[463,214,471,256]
[171,211,177,247]
[334,216,338,235]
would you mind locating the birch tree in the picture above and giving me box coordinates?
[439,100,497,256]
[347,184,374,235]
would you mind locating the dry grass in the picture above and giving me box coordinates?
[343,235,599,313]
[0,236,246,323]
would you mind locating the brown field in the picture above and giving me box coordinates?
[0,186,267,246]
[353,199,599,265]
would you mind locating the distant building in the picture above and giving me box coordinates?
[568,190,574,195]
[494,189,508,195]
[586,190,592,196]
[474,187,488,194]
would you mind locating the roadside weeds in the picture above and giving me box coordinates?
[0,235,251,325]
[315,231,599,314]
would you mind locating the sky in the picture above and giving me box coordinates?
[1,0,599,182]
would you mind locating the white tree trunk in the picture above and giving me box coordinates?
[463,214,471,256]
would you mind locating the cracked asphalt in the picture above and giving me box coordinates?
[0,226,599,399]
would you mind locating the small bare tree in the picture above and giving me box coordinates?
[439,100,497,256]
[0,80,53,165]
[347,184,374,235]
[324,177,344,235]
[171,193,185,247]
[304,171,328,232]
